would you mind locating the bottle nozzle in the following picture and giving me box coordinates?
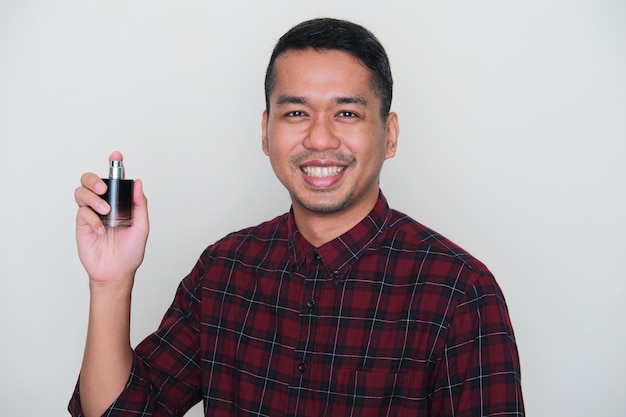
[109,160,125,180]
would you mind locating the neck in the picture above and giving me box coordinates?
[292,193,379,248]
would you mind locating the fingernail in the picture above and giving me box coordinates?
[94,182,106,194]
[96,226,105,235]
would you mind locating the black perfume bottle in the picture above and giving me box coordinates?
[100,160,133,227]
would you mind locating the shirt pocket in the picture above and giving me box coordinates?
[325,367,410,417]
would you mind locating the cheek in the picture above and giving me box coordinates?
[266,125,304,156]
[268,151,297,187]
[266,141,290,170]
[349,130,388,159]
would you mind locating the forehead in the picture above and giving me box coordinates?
[270,49,374,96]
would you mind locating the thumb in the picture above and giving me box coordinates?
[131,179,149,232]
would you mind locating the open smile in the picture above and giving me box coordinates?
[301,166,346,178]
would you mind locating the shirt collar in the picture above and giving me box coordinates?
[287,191,392,281]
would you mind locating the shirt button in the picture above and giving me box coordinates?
[298,362,307,372]
[306,298,316,308]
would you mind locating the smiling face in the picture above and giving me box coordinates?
[262,48,398,225]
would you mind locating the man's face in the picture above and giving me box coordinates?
[262,48,398,219]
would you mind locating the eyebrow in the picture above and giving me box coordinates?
[275,94,369,107]
[275,95,308,106]
[335,95,369,107]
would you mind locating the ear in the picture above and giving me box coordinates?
[261,110,270,156]
[384,112,399,159]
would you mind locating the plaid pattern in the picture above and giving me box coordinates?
[69,192,524,416]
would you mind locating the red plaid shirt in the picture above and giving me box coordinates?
[69,192,524,416]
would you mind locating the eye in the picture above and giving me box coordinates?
[337,111,358,118]
[286,110,307,117]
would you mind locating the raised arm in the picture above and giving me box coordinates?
[74,151,150,417]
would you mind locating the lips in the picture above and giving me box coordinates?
[299,162,347,189]
[301,165,346,178]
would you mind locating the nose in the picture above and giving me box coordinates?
[303,116,340,151]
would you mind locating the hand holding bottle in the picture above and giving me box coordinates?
[74,151,150,288]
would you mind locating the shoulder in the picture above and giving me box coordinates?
[196,212,290,265]
[386,209,489,271]
[383,210,512,328]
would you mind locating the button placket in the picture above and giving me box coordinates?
[292,249,322,381]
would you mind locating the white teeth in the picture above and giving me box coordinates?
[302,166,345,178]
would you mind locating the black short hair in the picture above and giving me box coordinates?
[264,18,393,119]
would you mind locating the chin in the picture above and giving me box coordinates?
[294,193,352,215]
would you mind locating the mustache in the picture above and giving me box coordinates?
[290,152,355,166]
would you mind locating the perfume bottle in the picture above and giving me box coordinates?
[100,160,133,227]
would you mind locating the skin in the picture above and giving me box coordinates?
[263,48,399,246]
[74,48,398,417]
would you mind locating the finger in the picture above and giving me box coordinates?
[80,172,107,195]
[133,178,145,206]
[109,150,124,162]
[76,205,106,236]
[75,184,110,215]
[131,179,150,231]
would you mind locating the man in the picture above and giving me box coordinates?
[70,18,524,417]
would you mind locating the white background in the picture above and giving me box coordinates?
[1,1,625,416]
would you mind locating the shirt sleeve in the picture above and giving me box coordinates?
[429,271,525,416]
[68,263,205,417]
[68,352,160,417]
